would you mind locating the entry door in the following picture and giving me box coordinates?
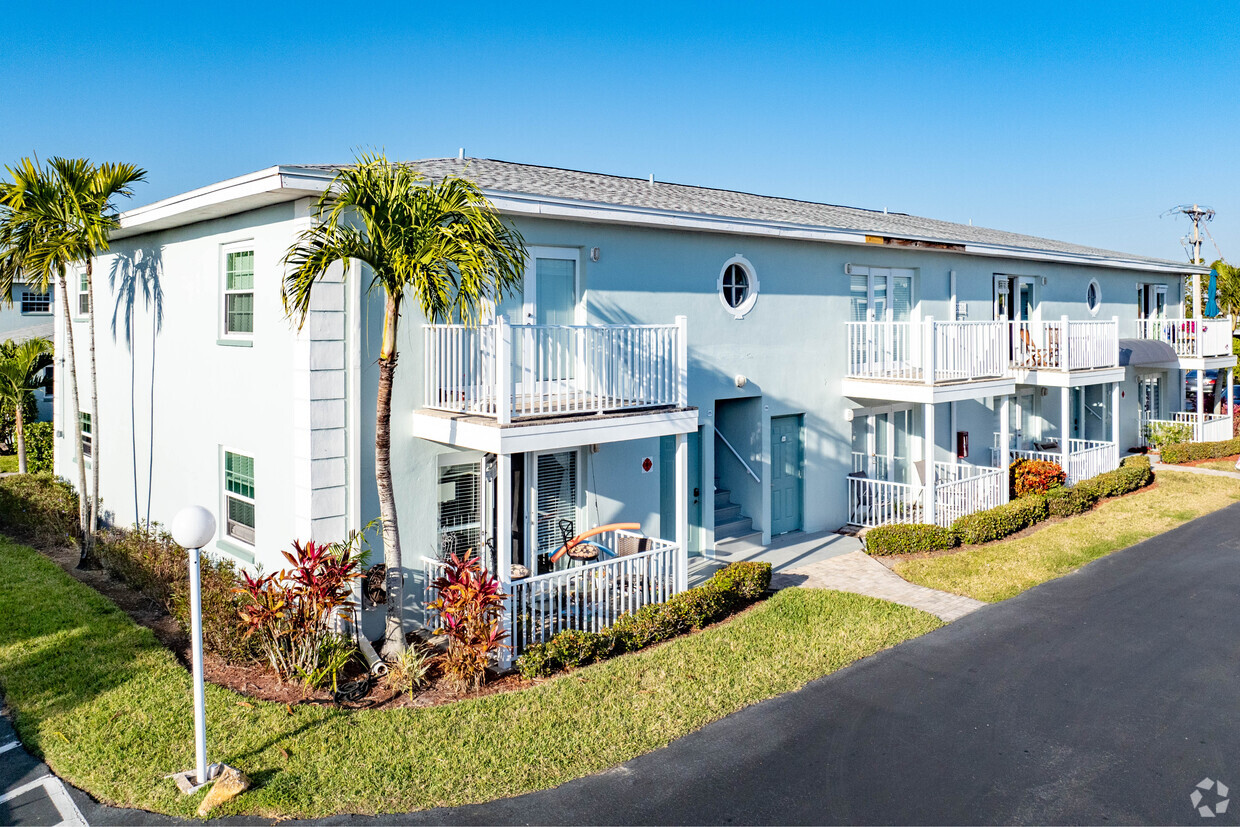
[496,248,581,391]
[528,449,580,565]
[770,415,804,536]
[660,429,704,555]
[1137,285,1168,321]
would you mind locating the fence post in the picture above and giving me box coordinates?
[1111,316,1119,367]
[1060,315,1071,371]
[496,317,512,425]
[923,317,936,385]
[675,315,688,408]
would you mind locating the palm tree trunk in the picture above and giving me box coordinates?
[377,294,406,657]
[86,257,100,553]
[15,403,25,474]
[57,269,90,566]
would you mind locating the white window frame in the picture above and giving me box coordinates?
[76,269,90,317]
[718,255,759,319]
[221,447,256,547]
[220,241,256,341]
[1086,279,1101,317]
[79,411,92,460]
[526,448,583,560]
[436,451,487,561]
[848,265,916,322]
[20,284,52,315]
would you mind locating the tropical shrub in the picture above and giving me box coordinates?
[0,472,77,545]
[864,524,958,556]
[1087,455,1154,497]
[952,495,1048,545]
[384,642,436,699]
[516,561,772,679]
[1147,421,1194,450]
[22,421,53,474]
[96,525,254,662]
[427,550,508,692]
[235,537,363,684]
[1159,437,1240,464]
[1010,458,1066,497]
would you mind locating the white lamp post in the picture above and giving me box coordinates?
[170,505,217,792]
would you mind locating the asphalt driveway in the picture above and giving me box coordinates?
[6,501,1240,825]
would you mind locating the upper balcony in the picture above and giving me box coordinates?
[413,317,697,453]
[842,317,1120,402]
[1134,318,1234,361]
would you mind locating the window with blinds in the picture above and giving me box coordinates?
[535,451,577,554]
[849,267,914,322]
[224,450,256,545]
[224,249,255,335]
[438,460,482,559]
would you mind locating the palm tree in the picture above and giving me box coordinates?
[0,337,52,472]
[0,157,145,564]
[283,154,525,656]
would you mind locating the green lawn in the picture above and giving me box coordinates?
[1186,458,1240,473]
[0,454,18,473]
[0,537,941,819]
[897,470,1240,602]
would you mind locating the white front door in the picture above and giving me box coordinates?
[495,248,582,396]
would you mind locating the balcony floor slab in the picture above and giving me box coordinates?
[1012,366,1125,388]
[413,405,699,454]
[842,376,1015,404]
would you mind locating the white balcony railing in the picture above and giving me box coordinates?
[847,462,1005,529]
[424,317,687,423]
[1009,438,1119,485]
[1135,318,1234,358]
[846,317,1118,385]
[1142,412,1233,446]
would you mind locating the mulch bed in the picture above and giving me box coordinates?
[35,539,533,710]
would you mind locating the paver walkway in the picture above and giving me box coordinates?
[770,549,986,621]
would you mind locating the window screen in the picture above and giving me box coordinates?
[224,450,256,544]
[535,451,577,553]
[437,460,482,560]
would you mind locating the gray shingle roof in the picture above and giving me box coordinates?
[291,158,1195,270]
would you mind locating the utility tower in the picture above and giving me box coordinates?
[1166,204,1216,317]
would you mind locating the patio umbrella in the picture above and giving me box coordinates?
[1205,268,1221,317]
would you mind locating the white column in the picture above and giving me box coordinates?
[923,402,936,526]
[1193,272,1202,321]
[1060,387,1071,471]
[1229,367,1236,432]
[950,401,958,465]
[496,317,512,425]
[674,432,689,593]
[1197,369,1205,440]
[1061,314,1071,370]
[999,395,1011,503]
[496,452,514,668]
[675,315,688,408]
[1111,381,1121,468]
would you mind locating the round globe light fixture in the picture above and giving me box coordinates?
[172,505,216,550]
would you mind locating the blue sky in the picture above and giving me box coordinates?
[5,0,1237,262]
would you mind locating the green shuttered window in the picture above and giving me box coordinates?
[224,250,254,335]
[224,450,256,544]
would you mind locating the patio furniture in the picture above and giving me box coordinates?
[1019,327,1051,368]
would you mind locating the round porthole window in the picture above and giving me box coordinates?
[718,255,759,319]
[1086,279,1101,316]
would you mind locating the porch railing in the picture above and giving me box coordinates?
[1135,318,1234,358]
[847,476,923,528]
[424,317,687,423]
[1010,439,1119,485]
[933,462,1006,526]
[507,531,680,654]
[846,317,1117,384]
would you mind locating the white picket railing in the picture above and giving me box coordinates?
[507,532,680,654]
[1010,439,1119,485]
[847,317,1116,384]
[1135,319,1234,358]
[1172,412,1233,442]
[847,476,923,527]
[934,462,1006,526]
[424,317,687,423]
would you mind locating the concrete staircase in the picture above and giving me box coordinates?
[714,483,759,544]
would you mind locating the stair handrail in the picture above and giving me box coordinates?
[715,429,761,482]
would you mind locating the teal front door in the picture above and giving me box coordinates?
[770,415,803,536]
[660,429,703,554]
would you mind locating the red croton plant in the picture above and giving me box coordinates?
[1009,458,1067,498]
[235,538,363,682]
[427,550,509,692]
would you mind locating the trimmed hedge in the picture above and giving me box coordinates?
[951,495,1049,545]
[22,421,53,474]
[0,473,78,546]
[516,561,772,679]
[1045,485,1099,517]
[1159,437,1240,465]
[865,523,958,556]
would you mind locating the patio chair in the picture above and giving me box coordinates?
[1018,327,1052,368]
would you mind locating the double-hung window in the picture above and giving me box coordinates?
[223,248,255,337]
[77,271,90,316]
[79,412,92,458]
[224,450,256,545]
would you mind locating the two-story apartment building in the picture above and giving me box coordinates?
[52,159,1227,652]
